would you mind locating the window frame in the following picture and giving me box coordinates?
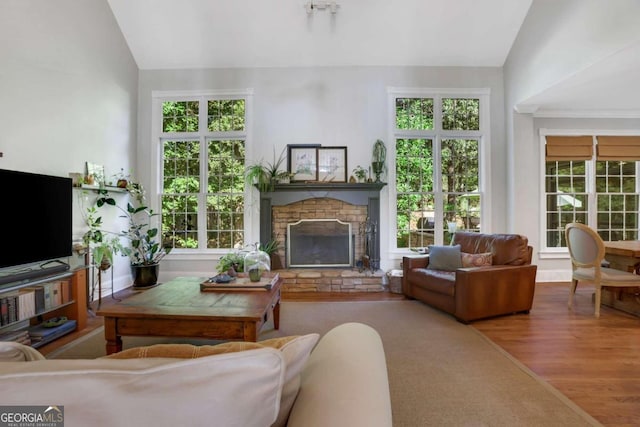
[151,89,254,258]
[538,128,640,259]
[387,87,491,255]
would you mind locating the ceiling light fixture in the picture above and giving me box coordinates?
[305,1,340,15]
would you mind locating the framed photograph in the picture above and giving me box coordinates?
[86,162,105,186]
[288,144,319,182]
[317,147,347,182]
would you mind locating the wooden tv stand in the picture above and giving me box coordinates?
[0,267,88,348]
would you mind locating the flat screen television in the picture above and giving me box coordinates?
[0,169,72,273]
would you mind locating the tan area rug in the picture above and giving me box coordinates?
[49,301,600,427]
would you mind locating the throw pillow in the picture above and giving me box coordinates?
[427,244,462,271]
[104,333,320,427]
[461,252,493,268]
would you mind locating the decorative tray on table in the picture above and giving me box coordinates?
[200,273,279,292]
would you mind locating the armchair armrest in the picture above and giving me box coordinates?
[402,256,429,272]
[454,265,537,323]
[402,256,429,297]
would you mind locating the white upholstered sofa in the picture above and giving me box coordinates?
[0,322,392,427]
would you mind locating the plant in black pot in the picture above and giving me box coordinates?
[94,182,172,289]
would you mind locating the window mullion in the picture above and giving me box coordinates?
[586,159,597,230]
[433,97,444,244]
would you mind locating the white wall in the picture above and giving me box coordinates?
[504,0,640,281]
[137,66,506,279]
[0,0,138,292]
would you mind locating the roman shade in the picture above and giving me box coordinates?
[545,136,593,161]
[596,136,640,161]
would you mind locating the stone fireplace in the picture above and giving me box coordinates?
[258,182,386,292]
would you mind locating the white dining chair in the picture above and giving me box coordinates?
[565,222,640,317]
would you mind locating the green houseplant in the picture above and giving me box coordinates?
[92,182,172,288]
[83,205,123,271]
[353,165,367,182]
[245,147,289,192]
[371,139,386,183]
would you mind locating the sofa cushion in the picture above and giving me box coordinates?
[0,342,46,361]
[461,252,492,267]
[104,334,319,427]
[427,244,462,271]
[407,268,456,296]
[0,348,285,427]
[453,232,530,265]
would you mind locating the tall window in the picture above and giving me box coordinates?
[543,134,640,249]
[160,95,248,251]
[392,92,486,250]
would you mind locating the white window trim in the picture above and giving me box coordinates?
[538,127,640,259]
[150,89,254,255]
[387,87,491,257]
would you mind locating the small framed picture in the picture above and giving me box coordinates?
[318,147,347,182]
[86,162,105,186]
[288,144,319,182]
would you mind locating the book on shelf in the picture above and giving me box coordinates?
[17,289,36,320]
[0,297,8,325]
[0,328,30,345]
[200,273,280,292]
[29,319,77,347]
[22,286,45,314]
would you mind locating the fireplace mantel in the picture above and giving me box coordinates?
[258,182,386,269]
[259,182,386,205]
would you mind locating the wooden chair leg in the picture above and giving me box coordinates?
[594,284,601,318]
[568,279,579,309]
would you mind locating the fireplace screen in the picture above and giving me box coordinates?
[287,219,352,268]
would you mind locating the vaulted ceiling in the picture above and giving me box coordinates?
[106,0,640,116]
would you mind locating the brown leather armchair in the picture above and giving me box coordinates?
[402,232,537,323]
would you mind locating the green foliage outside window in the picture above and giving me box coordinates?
[161,98,246,251]
[544,159,639,247]
[442,98,479,131]
[395,96,481,249]
[163,101,198,132]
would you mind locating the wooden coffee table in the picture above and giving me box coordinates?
[96,276,281,355]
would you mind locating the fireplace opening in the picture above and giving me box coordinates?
[287,219,353,268]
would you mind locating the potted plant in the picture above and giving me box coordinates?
[353,165,367,182]
[83,206,122,271]
[245,147,288,192]
[216,250,247,274]
[259,238,283,270]
[112,168,130,188]
[93,182,172,288]
[372,139,386,183]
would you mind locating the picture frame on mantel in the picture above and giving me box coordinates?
[288,144,319,182]
[318,146,347,182]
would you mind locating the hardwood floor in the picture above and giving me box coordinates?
[473,282,640,427]
[38,283,639,426]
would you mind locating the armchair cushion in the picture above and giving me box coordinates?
[427,245,462,271]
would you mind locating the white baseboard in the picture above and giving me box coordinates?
[536,269,572,283]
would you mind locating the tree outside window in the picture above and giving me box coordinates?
[161,98,246,250]
[394,96,482,249]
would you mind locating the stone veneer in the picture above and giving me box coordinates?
[272,198,367,265]
[260,182,386,292]
[278,268,386,292]
[271,198,385,292]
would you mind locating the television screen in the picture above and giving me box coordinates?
[0,169,72,269]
